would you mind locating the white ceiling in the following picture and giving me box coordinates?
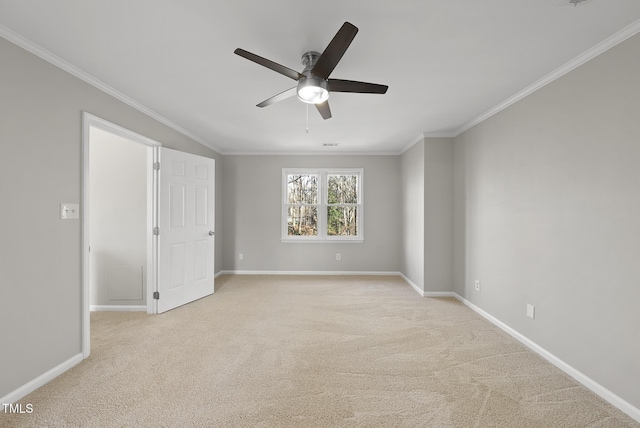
[1,0,640,154]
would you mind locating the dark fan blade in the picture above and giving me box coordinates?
[328,79,388,94]
[257,87,297,107]
[315,101,332,120]
[234,48,303,81]
[311,22,358,79]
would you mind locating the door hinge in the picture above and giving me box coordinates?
[153,227,160,236]
[153,291,160,300]
[153,162,160,171]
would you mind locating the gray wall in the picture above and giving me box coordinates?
[400,137,454,293]
[423,138,453,293]
[0,36,222,399]
[400,140,424,289]
[222,155,402,272]
[453,33,640,409]
[90,128,148,307]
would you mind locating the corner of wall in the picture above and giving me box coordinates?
[399,140,425,289]
[423,137,454,293]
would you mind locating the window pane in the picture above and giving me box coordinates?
[327,174,358,204]
[287,174,318,205]
[287,206,318,236]
[327,206,358,236]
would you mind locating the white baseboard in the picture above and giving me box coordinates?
[399,273,424,296]
[218,270,401,276]
[0,353,83,405]
[398,274,456,298]
[90,305,146,312]
[424,291,456,298]
[6,276,637,423]
[224,271,452,298]
[452,293,640,424]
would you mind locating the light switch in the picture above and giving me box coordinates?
[527,304,535,319]
[60,203,80,220]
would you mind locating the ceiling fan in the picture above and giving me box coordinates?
[234,22,388,120]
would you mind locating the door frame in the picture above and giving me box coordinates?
[81,112,161,358]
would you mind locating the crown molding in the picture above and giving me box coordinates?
[423,131,456,139]
[0,24,222,154]
[399,131,456,155]
[4,16,639,155]
[398,133,426,154]
[454,17,640,137]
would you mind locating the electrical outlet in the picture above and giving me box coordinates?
[60,203,80,220]
[336,253,341,261]
[527,304,535,319]
[474,280,480,292]
[239,253,244,260]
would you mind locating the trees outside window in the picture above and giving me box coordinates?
[286,174,318,236]
[327,174,358,236]
[283,169,363,242]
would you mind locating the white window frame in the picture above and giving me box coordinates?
[282,168,364,243]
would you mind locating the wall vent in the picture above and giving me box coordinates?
[561,0,592,6]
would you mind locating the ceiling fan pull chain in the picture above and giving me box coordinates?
[306,103,309,133]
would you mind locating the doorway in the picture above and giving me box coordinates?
[81,113,216,358]
[82,113,160,357]
[89,127,152,311]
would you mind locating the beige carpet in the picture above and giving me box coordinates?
[2,275,637,427]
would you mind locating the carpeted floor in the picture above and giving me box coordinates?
[2,275,638,427]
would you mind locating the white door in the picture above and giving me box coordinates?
[157,148,215,313]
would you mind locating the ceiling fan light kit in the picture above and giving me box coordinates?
[297,52,329,104]
[234,22,388,121]
[297,80,329,104]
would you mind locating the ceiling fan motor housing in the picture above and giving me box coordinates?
[297,51,329,104]
[301,51,321,70]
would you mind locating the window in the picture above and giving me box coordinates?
[283,168,363,242]
[285,173,319,237]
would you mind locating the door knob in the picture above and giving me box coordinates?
[209,231,215,236]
